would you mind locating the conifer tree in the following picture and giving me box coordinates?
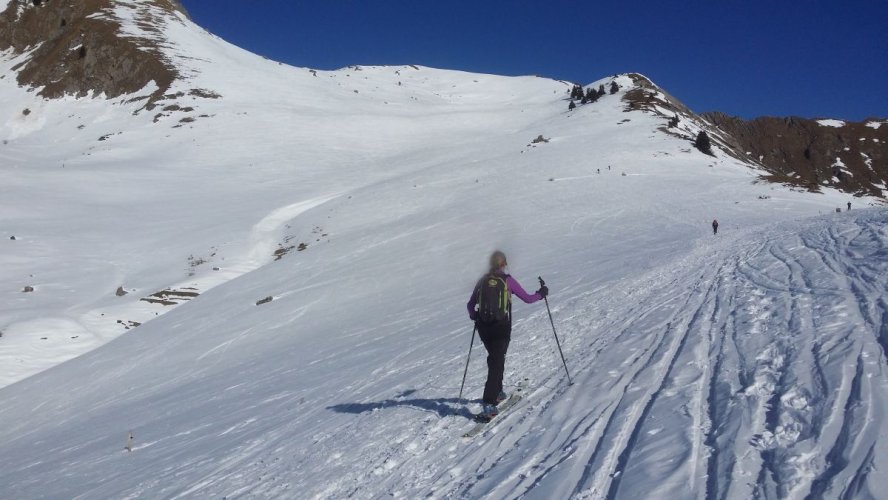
[695,131,714,155]
[570,85,584,100]
[609,81,619,94]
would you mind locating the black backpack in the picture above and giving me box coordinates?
[476,274,510,323]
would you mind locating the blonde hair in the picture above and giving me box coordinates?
[489,250,507,271]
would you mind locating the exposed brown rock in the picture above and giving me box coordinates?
[622,73,695,118]
[620,74,887,198]
[273,244,295,261]
[621,73,716,147]
[0,0,189,105]
[704,113,888,196]
[139,287,199,306]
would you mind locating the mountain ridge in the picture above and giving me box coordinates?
[1,1,885,199]
[702,112,887,197]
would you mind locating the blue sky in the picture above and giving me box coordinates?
[180,1,887,121]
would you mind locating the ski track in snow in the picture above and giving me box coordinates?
[2,19,886,494]
[65,211,880,500]
[460,217,868,500]
[1,199,886,498]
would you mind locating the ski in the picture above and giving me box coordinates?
[462,393,522,438]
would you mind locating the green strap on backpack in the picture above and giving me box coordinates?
[476,274,510,323]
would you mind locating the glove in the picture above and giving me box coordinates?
[469,310,478,322]
[537,286,549,299]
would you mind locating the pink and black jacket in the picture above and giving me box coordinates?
[467,271,542,322]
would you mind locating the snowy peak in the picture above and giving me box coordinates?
[619,73,720,145]
[572,73,737,162]
[0,0,189,103]
[2,0,884,203]
[582,73,888,199]
[620,72,694,117]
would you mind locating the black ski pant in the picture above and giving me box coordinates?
[477,320,511,405]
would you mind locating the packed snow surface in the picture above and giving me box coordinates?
[816,119,846,128]
[1,5,886,499]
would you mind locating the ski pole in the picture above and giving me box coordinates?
[539,277,573,385]
[457,324,477,402]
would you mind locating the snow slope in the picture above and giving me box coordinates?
[1,4,886,498]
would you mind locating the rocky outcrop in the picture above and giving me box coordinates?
[0,0,188,104]
[620,73,741,157]
[622,73,695,118]
[703,113,888,196]
[620,74,887,198]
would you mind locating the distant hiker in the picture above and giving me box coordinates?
[597,168,600,174]
[847,201,852,211]
[467,251,547,421]
[712,219,719,235]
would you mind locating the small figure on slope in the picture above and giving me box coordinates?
[712,219,719,235]
[847,201,852,211]
[467,251,547,421]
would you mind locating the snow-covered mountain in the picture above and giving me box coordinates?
[1,1,886,498]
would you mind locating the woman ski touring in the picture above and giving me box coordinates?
[466,251,548,421]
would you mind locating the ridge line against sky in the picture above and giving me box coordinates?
[180,1,887,121]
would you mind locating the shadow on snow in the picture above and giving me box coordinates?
[327,390,475,419]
